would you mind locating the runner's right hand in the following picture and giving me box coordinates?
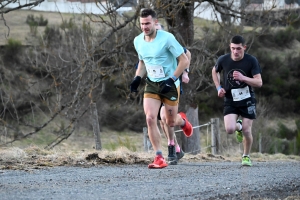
[160,78,175,94]
[130,76,141,93]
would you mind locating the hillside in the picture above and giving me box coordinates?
[0,9,299,157]
[0,10,77,45]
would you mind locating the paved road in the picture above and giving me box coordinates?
[0,161,299,200]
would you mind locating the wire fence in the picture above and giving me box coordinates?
[143,118,221,155]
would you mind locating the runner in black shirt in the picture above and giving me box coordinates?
[212,35,263,166]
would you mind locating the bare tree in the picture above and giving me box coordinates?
[0,0,45,37]
[0,0,281,150]
[0,0,45,14]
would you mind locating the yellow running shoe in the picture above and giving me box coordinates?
[242,156,252,166]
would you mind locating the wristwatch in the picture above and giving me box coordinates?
[184,68,190,73]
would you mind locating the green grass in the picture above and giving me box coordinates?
[13,131,57,148]
[104,136,137,151]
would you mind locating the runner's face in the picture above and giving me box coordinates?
[230,43,246,61]
[140,15,156,36]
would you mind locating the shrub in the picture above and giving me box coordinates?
[261,121,300,155]
[26,14,48,34]
[286,12,300,29]
[60,18,76,30]
[43,25,62,46]
[277,122,296,140]
[296,119,300,155]
[273,26,297,47]
[26,14,48,26]
[3,38,22,62]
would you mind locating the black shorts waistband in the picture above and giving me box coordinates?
[146,77,163,85]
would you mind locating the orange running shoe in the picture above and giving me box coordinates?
[148,155,168,169]
[179,112,193,137]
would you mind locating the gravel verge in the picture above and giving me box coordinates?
[0,161,299,199]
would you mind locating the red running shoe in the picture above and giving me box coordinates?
[148,155,168,169]
[179,112,193,137]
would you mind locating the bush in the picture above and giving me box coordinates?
[273,26,297,47]
[26,14,48,34]
[260,121,300,155]
[26,14,48,26]
[286,12,300,29]
[43,26,62,46]
[60,18,76,30]
[3,38,22,62]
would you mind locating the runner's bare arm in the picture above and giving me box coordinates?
[212,66,225,97]
[182,49,191,83]
[233,71,263,88]
[174,53,189,79]
[136,60,147,78]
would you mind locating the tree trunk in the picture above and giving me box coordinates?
[181,106,200,154]
[155,2,198,153]
[155,1,194,46]
[173,2,194,46]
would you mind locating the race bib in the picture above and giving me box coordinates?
[146,65,165,78]
[231,86,251,101]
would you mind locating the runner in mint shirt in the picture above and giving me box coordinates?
[130,8,192,169]
[134,29,183,88]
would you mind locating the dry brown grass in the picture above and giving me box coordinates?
[0,9,213,46]
[0,9,81,45]
[1,144,299,171]
[1,9,300,172]
[2,114,299,171]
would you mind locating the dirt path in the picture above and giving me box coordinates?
[0,161,299,199]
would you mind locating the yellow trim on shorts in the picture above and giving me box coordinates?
[144,86,180,106]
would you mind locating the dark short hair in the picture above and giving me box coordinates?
[230,35,245,45]
[140,8,157,19]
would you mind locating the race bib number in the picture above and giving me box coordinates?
[146,65,165,78]
[231,86,251,101]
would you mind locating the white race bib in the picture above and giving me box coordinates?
[231,86,251,101]
[146,65,165,78]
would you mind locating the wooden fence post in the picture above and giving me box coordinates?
[143,127,152,152]
[294,137,296,155]
[259,132,262,153]
[211,118,220,155]
[181,106,200,154]
[91,102,102,150]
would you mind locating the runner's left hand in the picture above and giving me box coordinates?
[182,72,189,83]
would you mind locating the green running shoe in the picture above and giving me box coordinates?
[242,156,252,166]
[235,119,243,143]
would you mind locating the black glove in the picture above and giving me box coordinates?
[130,76,141,93]
[160,78,175,94]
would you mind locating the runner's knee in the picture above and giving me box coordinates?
[146,115,157,126]
[166,119,175,127]
[225,126,236,134]
[242,129,251,137]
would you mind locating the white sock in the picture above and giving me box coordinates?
[243,154,249,157]
[181,119,186,127]
[238,123,242,131]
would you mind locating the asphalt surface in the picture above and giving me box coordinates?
[0,161,299,200]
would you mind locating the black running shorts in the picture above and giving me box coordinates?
[144,78,180,106]
[223,100,256,119]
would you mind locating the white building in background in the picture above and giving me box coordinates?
[194,0,299,21]
[5,0,300,21]
[6,0,132,14]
